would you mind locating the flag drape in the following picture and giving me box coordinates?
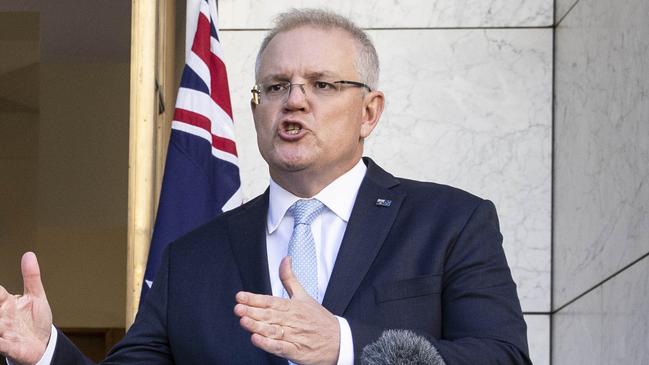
[141,0,241,300]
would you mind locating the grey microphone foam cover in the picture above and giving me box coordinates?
[361,329,446,365]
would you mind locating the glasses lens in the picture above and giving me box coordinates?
[310,81,340,96]
[255,79,365,103]
[264,82,290,99]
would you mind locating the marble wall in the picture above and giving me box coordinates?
[553,0,649,361]
[554,0,649,311]
[553,256,649,364]
[218,0,553,28]
[217,1,552,363]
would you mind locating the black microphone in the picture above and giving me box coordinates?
[361,329,446,365]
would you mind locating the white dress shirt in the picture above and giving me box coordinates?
[18,159,367,365]
[266,159,366,365]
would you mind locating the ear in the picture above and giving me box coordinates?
[360,91,384,138]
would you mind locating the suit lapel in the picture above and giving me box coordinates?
[228,191,273,296]
[322,159,404,315]
[228,192,288,365]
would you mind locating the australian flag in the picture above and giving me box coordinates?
[141,0,242,300]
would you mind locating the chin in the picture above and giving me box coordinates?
[276,157,322,176]
[276,159,311,172]
[268,150,315,172]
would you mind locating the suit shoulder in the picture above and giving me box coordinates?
[391,177,500,225]
[395,177,486,207]
[391,176,501,235]
[364,157,494,215]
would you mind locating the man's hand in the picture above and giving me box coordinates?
[234,257,340,365]
[0,252,53,365]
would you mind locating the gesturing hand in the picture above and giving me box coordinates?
[234,257,340,365]
[0,252,53,365]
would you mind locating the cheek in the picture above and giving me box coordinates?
[330,112,363,140]
[319,122,362,154]
[252,122,273,157]
[317,102,363,132]
[252,112,275,139]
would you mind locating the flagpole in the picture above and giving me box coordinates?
[126,0,159,329]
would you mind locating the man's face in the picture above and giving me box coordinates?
[252,26,379,191]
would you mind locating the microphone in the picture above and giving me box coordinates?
[361,329,446,365]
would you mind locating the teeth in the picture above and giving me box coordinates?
[285,123,301,135]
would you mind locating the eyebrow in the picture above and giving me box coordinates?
[303,71,337,80]
[261,71,339,83]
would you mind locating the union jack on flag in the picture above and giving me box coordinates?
[141,0,242,300]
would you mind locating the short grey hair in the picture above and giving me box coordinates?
[254,8,380,90]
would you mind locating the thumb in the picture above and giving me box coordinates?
[21,252,46,298]
[279,256,307,299]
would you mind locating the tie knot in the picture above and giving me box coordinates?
[290,199,325,226]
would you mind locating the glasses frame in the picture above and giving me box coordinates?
[251,80,372,105]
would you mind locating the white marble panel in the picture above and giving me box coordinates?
[368,29,553,312]
[221,28,552,312]
[218,0,553,29]
[553,0,649,308]
[525,314,550,365]
[553,256,649,364]
[555,0,579,24]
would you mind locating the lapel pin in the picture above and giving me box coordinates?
[376,198,392,207]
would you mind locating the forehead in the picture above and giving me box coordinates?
[258,26,359,79]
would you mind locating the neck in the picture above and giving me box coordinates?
[270,158,362,198]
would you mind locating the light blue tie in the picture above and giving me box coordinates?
[286,199,325,301]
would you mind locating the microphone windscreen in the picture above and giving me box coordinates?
[361,329,446,365]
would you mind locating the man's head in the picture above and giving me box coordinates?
[251,9,385,197]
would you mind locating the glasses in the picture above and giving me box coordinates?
[251,79,372,105]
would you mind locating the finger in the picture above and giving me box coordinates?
[0,285,9,303]
[236,292,290,311]
[21,252,46,298]
[250,333,293,359]
[279,256,307,299]
[239,316,286,340]
[0,290,17,317]
[234,303,272,322]
[236,303,292,326]
[0,337,11,356]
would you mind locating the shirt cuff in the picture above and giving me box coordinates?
[335,316,354,365]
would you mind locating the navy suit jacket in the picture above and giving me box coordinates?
[52,158,531,364]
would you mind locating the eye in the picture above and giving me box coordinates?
[314,81,336,90]
[265,83,289,93]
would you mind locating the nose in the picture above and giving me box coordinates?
[284,83,308,110]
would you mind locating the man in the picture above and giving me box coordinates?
[0,9,531,365]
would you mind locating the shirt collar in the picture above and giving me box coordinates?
[267,159,367,234]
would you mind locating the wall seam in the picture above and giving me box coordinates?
[552,251,649,314]
[549,8,557,363]
[555,0,581,27]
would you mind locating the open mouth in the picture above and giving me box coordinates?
[279,120,306,138]
[284,122,302,135]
